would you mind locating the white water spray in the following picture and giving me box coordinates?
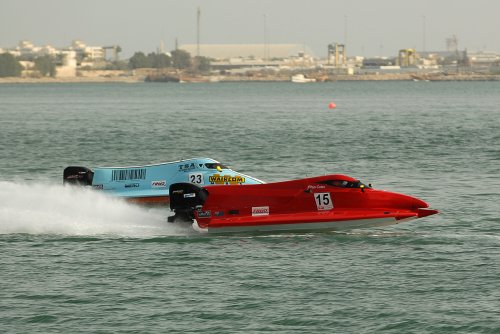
[0,181,188,237]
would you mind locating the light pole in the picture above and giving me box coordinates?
[197,7,201,57]
[263,14,269,61]
[421,15,426,53]
[344,15,348,45]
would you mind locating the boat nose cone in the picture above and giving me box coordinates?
[369,190,438,218]
[396,193,439,217]
[385,191,430,211]
[411,197,429,210]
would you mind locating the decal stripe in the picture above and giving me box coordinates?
[111,169,147,181]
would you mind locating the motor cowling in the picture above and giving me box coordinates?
[63,166,94,186]
[168,183,208,223]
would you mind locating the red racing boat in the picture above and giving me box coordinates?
[168,174,438,234]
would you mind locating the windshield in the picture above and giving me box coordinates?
[205,163,228,170]
[318,179,367,188]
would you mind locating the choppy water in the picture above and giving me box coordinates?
[1,82,499,333]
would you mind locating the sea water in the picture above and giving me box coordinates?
[0,82,499,333]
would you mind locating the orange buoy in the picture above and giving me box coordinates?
[328,102,336,109]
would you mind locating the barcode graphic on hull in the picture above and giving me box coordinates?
[111,169,146,181]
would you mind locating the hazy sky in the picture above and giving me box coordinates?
[1,0,499,58]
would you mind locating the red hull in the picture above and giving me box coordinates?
[180,174,438,233]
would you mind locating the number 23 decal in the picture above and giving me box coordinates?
[314,192,334,210]
[189,173,204,184]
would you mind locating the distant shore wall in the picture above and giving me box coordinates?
[1,71,499,84]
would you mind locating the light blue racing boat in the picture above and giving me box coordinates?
[63,158,264,206]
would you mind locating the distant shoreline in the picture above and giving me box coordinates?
[1,72,499,84]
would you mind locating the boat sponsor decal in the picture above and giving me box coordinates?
[307,184,326,191]
[189,173,204,184]
[209,174,245,185]
[93,184,103,190]
[215,211,224,217]
[252,206,270,216]
[183,193,196,198]
[112,168,146,181]
[125,183,140,188]
[172,189,183,194]
[151,180,167,188]
[178,163,196,172]
[198,210,211,218]
[314,192,333,210]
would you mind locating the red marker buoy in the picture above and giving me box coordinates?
[328,102,336,109]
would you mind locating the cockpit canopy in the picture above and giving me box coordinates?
[317,177,368,189]
[205,163,227,170]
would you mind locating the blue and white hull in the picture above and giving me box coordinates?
[63,158,264,206]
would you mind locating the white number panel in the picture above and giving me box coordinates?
[189,173,204,184]
[314,192,334,211]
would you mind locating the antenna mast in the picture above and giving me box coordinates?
[197,7,201,57]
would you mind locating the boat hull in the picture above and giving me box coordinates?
[64,157,264,206]
[193,216,416,234]
[193,209,420,234]
[169,174,438,234]
[125,195,170,206]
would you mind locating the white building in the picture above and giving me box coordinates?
[17,40,41,58]
[40,45,58,56]
[71,40,105,61]
[57,51,77,77]
[178,44,315,60]
[468,51,499,65]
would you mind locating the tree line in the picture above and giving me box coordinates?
[0,49,210,78]
[128,50,211,72]
[0,53,58,77]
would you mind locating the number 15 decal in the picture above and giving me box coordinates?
[314,192,333,210]
[189,173,204,184]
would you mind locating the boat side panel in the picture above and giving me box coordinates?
[91,158,263,199]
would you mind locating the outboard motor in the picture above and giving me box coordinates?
[168,183,209,223]
[63,166,94,186]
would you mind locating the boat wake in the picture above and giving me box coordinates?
[0,181,187,237]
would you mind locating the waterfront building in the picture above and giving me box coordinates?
[71,40,105,62]
[178,43,314,60]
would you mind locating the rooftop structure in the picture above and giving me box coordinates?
[178,44,315,60]
[71,40,106,61]
[468,51,499,64]
[327,43,347,67]
[1,40,113,63]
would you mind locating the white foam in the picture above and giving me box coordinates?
[0,181,188,237]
